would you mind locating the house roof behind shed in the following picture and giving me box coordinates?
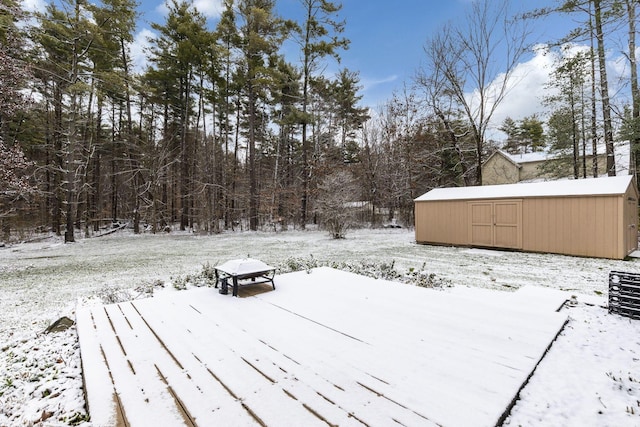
[488,141,631,167]
[415,175,634,202]
[503,150,550,164]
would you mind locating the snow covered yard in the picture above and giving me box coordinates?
[1,228,639,426]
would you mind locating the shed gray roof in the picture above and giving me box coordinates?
[415,175,635,202]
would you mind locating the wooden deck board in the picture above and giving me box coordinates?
[77,268,568,427]
[76,309,123,426]
[130,294,359,427]
[119,301,252,425]
[132,292,395,426]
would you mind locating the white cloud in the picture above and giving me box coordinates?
[362,74,399,89]
[476,42,639,142]
[358,74,400,109]
[193,0,224,18]
[130,28,155,73]
[22,0,45,13]
[156,0,224,18]
[155,2,169,16]
[487,46,557,139]
[460,46,557,142]
[611,53,629,78]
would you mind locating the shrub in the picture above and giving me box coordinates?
[171,262,218,290]
[315,170,360,239]
[276,256,452,289]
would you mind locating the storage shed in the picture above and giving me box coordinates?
[414,175,639,259]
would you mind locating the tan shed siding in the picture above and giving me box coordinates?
[521,195,622,259]
[604,196,620,258]
[624,183,639,256]
[568,198,583,256]
[416,176,637,259]
[522,199,539,252]
[575,197,596,257]
[414,203,426,242]
[415,201,468,245]
[522,198,561,255]
[616,195,625,259]
[579,197,595,257]
[585,197,597,257]
[565,198,577,255]
[593,195,607,257]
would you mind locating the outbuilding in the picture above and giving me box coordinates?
[414,175,638,259]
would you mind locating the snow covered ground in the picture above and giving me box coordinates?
[1,228,639,426]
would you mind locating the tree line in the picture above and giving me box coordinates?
[1,0,639,241]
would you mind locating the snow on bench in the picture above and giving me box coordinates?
[214,258,275,297]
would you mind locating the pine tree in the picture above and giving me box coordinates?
[519,115,545,153]
[34,0,95,242]
[333,69,369,163]
[541,0,617,175]
[296,0,348,228]
[592,0,615,175]
[526,117,546,153]
[97,0,139,232]
[0,0,35,236]
[545,47,593,179]
[270,56,301,227]
[148,0,210,231]
[620,0,640,182]
[499,117,520,154]
[214,0,241,230]
[236,0,292,230]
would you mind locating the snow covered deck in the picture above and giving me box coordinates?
[76,268,569,426]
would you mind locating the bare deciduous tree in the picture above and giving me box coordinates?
[418,0,530,185]
[316,169,359,239]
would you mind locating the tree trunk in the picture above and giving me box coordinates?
[119,39,140,234]
[180,75,191,231]
[626,0,640,183]
[299,2,313,230]
[92,96,102,232]
[53,86,63,236]
[593,0,616,175]
[65,9,80,243]
[590,24,599,178]
[248,83,258,231]
[232,98,241,231]
[111,108,118,223]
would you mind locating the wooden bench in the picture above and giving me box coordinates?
[214,259,276,297]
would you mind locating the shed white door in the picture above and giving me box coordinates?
[469,200,522,249]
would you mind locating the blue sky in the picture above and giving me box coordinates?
[326,0,460,107]
[312,0,569,109]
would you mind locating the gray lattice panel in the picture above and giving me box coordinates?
[609,271,640,320]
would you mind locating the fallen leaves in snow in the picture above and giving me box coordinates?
[0,326,89,426]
